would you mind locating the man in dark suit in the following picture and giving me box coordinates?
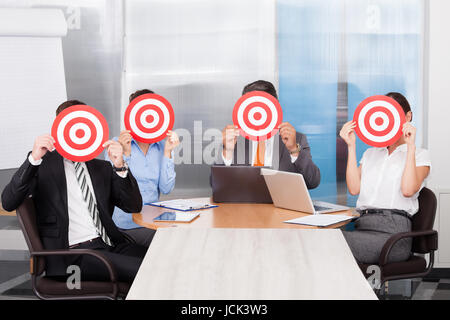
[1,100,146,284]
[217,80,321,189]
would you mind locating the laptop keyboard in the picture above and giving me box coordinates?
[313,205,331,212]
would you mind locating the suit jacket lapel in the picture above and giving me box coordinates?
[272,133,282,169]
[278,134,284,159]
[245,138,250,165]
[50,152,68,217]
[85,160,107,218]
[233,136,251,165]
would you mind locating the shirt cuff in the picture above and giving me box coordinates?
[162,153,175,168]
[163,150,175,160]
[222,151,233,166]
[290,154,298,163]
[116,170,128,178]
[28,154,42,166]
[123,154,131,163]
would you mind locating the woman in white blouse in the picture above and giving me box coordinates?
[339,92,431,264]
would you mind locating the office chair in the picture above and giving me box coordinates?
[16,197,131,300]
[358,187,438,294]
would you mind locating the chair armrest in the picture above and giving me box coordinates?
[379,230,438,266]
[31,249,119,297]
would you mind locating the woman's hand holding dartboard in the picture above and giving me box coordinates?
[163,130,180,159]
[118,130,133,157]
[339,121,357,148]
[403,122,416,147]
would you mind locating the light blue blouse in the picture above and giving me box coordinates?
[105,138,176,229]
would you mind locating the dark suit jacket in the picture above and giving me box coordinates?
[1,151,143,276]
[216,132,321,189]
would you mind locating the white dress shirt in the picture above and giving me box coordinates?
[222,137,298,166]
[63,158,100,245]
[356,144,431,215]
[28,154,127,246]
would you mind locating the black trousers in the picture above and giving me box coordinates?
[68,238,148,284]
[119,227,156,247]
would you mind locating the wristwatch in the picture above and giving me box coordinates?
[113,162,128,172]
[289,143,301,155]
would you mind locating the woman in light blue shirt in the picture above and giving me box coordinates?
[106,89,179,246]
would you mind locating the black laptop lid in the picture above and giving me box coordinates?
[211,166,273,203]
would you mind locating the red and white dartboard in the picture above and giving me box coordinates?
[124,93,175,144]
[232,91,283,141]
[353,95,406,148]
[51,105,109,162]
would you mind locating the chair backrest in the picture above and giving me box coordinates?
[16,197,46,275]
[412,187,438,254]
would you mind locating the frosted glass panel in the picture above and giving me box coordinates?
[124,0,276,196]
[278,0,424,206]
[345,0,424,205]
[278,0,340,203]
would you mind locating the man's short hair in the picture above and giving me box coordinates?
[56,100,86,116]
[242,80,278,99]
[129,89,155,103]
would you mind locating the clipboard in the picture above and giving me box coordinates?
[148,199,218,212]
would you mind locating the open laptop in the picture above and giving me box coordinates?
[211,166,273,203]
[261,168,349,214]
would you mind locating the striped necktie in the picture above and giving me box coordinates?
[73,162,112,246]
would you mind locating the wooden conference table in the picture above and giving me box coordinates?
[132,197,358,230]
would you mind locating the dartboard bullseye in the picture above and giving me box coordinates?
[353,95,406,148]
[124,93,175,144]
[51,105,109,162]
[232,91,283,141]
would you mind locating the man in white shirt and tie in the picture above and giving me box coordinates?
[2,100,146,285]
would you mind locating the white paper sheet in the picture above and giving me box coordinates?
[284,214,354,227]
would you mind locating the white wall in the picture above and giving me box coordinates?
[0,8,67,170]
[427,0,450,267]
